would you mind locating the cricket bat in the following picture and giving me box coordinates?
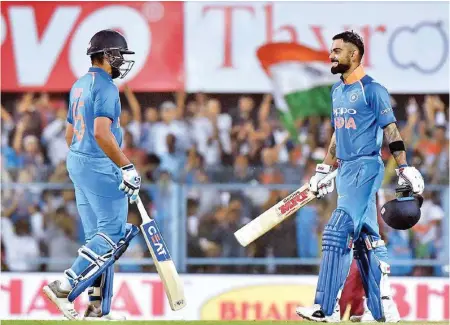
[136,196,186,311]
[234,169,338,247]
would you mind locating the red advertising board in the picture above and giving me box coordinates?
[1,273,448,321]
[1,1,184,92]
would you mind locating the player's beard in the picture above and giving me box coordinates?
[331,60,351,75]
[111,67,121,79]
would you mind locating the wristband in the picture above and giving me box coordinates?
[389,141,406,154]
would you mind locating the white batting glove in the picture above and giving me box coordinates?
[396,165,424,195]
[119,164,141,204]
[309,164,335,199]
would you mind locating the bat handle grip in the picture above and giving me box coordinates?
[320,168,338,184]
[135,196,151,223]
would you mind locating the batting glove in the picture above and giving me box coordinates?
[309,163,335,199]
[119,164,141,204]
[396,165,424,195]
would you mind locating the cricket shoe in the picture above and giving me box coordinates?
[296,303,340,322]
[350,297,374,322]
[84,304,126,321]
[42,280,79,320]
[350,297,400,323]
[381,296,401,323]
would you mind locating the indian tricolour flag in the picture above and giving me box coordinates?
[257,42,336,142]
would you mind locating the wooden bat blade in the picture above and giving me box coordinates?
[234,169,338,247]
[234,184,314,247]
[140,220,186,311]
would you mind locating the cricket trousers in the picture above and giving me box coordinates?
[66,150,128,243]
[336,155,385,239]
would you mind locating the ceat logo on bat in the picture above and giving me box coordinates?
[142,220,171,262]
[278,189,309,215]
[200,284,316,320]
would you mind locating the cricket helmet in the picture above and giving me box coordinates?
[87,29,135,79]
[380,185,423,230]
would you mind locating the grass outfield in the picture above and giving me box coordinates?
[2,321,449,325]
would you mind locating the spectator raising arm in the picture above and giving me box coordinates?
[123,84,142,123]
[12,117,27,154]
[174,90,187,120]
[258,94,273,124]
[1,104,13,124]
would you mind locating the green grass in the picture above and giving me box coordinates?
[1,321,449,325]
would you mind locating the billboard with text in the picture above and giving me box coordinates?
[1,273,448,321]
[1,2,448,93]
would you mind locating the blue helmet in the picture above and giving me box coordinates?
[380,185,423,230]
[87,29,135,79]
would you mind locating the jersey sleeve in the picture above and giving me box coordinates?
[367,82,396,128]
[93,83,118,121]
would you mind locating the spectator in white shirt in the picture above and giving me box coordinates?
[204,99,233,165]
[140,106,159,153]
[1,211,40,272]
[41,106,69,166]
[153,101,191,157]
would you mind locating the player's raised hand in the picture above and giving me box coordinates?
[309,163,335,199]
[119,164,141,203]
[396,165,424,195]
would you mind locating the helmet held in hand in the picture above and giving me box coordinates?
[380,185,423,230]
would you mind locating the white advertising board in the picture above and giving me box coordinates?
[185,2,449,93]
[1,273,448,321]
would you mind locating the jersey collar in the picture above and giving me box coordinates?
[88,67,112,80]
[341,65,366,85]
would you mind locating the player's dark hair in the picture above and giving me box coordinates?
[332,30,365,60]
[90,52,104,65]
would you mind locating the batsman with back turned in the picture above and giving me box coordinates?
[295,31,425,323]
[42,29,142,320]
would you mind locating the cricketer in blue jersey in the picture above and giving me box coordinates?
[296,31,424,323]
[43,29,142,321]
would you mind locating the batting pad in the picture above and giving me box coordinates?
[354,233,391,321]
[314,209,354,316]
[67,223,139,302]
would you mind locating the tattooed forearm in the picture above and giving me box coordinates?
[384,123,407,166]
[323,132,337,166]
[384,123,402,143]
[330,142,336,160]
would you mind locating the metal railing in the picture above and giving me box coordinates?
[2,182,449,274]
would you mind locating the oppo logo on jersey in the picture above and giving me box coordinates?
[333,107,357,116]
[333,107,357,129]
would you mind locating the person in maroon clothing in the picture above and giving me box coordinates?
[339,193,388,320]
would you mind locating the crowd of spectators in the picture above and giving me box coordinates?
[1,89,448,276]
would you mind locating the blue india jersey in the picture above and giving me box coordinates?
[67,67,122,158]
[330,66,396,161]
